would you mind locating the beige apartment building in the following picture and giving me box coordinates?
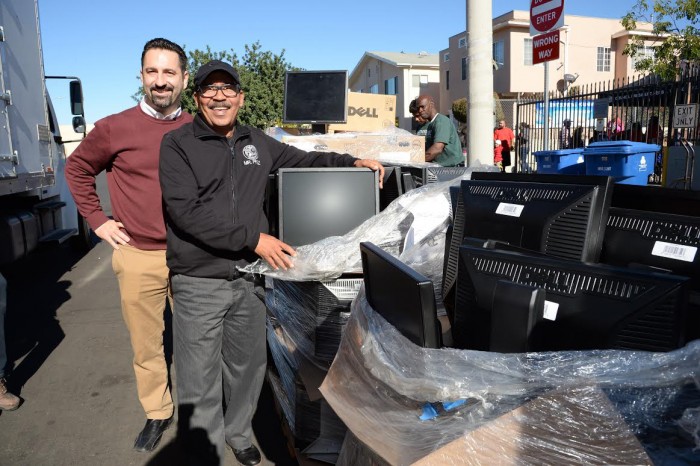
[348,51,440,131]
[439,10,661,121]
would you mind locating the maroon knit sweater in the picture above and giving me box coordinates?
[65,106,193,250]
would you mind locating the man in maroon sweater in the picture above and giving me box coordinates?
[65,38,192,452]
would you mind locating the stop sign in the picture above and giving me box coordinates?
[530,0,565,36]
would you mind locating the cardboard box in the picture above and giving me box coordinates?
[282,133,425,163]
[328,92,396,133]
[411,387,652,465]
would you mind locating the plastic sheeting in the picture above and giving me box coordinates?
[320,285,700,465]
[242,165,495,281]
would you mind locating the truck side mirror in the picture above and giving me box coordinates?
[69,80,84,116]
[72,116,86,134]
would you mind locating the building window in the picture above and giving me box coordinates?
[446,70,450,90]
[492,41,504,68]
[461,57,467,80]
[597,47,611,72]
[369,84,379,94]
[384,76,398,95]
[444,52,450,62]
[633,45,655,68]
[524,38,533,66]
[458,36,467,48]
[367,68,371,78]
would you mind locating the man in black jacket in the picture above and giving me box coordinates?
[159,60,382,466]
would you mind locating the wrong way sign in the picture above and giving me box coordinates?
[532,30,560,65]
[530,0,565,36]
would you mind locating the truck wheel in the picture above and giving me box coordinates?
[71,211,94,251]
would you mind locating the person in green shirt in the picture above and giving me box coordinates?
[415,94,464,167]
[408,98,428,136]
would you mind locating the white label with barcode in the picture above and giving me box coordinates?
[651,241,697,262]
[542,301,559,321]
[496,203,524,217]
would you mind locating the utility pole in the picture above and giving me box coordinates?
[466,0,494,166]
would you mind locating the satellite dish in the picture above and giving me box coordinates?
[564,73,579,83]
[556,79,567,93]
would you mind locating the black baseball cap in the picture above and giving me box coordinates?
[194,60,240,89]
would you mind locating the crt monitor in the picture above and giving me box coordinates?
[283,70,348,124]
[454,244,690,353]
[360,242,442,348]
[277,168,379,247]
[442,174,614,309]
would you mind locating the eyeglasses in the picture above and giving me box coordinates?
[198,84,240,98]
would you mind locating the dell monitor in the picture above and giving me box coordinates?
[602,185,700,342]
[454,244,690,353]
[442,175,614,311]
[277,168,379,247]
[423,166,471,184]
[283,70,348,124]
[360,242,442,348]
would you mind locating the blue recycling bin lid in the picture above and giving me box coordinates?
[534,148,585,157]
[583,141,660,155]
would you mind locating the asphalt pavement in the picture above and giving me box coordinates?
[0,173,298,466]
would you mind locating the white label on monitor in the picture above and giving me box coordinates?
[651,241,697,262]
[542,301,559,321]
[496,203,524,217]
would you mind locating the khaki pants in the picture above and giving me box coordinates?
[112,244,173,419]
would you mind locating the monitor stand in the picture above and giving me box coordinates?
[311,123,327,134]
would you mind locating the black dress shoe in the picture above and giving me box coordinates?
[133,416,173,452]
[232,444,261,466]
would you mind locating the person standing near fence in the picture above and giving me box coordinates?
[494,120,515,171]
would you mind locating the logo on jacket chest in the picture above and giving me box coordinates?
[242,144,261,165]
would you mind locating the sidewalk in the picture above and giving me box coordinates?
[0,239,298,466]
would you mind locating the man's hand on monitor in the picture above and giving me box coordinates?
[255,233,296,270]
[354,159,385,188]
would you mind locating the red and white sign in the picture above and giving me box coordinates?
[530,0,565,36]
[532,30,560,65]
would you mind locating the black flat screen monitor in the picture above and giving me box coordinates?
[360,242,441,348]
[454,244,690,353]
[283,70,348,124]
[277,168,379,247]
[442,175,614,311]
[424,166,470,184]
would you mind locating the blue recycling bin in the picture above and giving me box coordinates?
[584,141,660,185]
[534,149,585,175]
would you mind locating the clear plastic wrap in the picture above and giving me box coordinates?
[242,164,497,281]
[320,286,700,465]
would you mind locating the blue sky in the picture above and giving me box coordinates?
[39,0,643,125]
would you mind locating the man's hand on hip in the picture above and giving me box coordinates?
[95,219,131,250]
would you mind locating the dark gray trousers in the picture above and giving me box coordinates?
[172,273,266,464]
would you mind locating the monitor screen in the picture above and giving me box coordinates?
[283,70,348,124]
[360,242,441,348]
[277,168,379,247]
[454,244,690,353]
[442,175,614,312]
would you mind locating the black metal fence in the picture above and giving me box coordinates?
[515,66,700,179]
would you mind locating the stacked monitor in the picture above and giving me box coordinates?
[444,173,696,353]
[277,168,379,247]
[360,242,442,349]
[442,174,614,320]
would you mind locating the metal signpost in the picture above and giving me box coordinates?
[530,0,565,150]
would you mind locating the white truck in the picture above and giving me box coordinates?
[0,0,88,269]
